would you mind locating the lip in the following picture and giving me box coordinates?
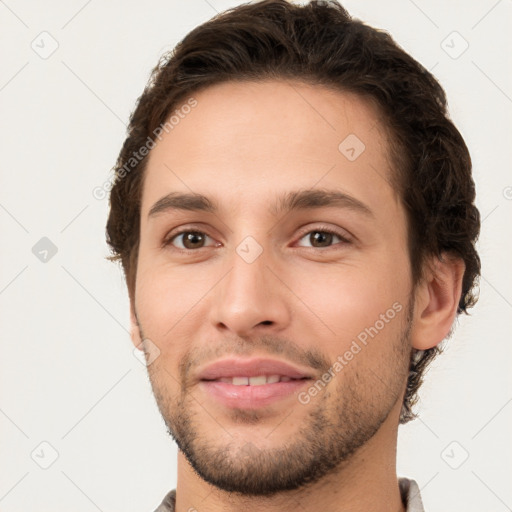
[199,379,311,409]
[196,357,314,381]
[196,357,314,409]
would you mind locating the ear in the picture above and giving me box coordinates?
[130,299,143,350]
[410,252,465,350]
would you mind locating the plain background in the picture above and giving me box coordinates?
[1,1,511,511]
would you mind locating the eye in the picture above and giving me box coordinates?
[163,226,352,252]
[295,227,351,249]
[164,230,218,251]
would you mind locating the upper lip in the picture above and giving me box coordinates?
[197,357,314,381]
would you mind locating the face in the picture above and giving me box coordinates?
[133,80,415,495]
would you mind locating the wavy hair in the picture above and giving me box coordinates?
[106,0,481,423]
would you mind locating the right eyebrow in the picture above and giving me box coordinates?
[148,192,217,219]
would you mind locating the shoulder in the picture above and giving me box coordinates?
[399,477,425,512]
[154,483,424,511]
[153,489,176,512]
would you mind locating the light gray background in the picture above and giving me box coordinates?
[1,1,511,511]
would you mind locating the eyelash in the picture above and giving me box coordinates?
[162,225,352,252]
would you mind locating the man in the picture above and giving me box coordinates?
[106,1,480,510]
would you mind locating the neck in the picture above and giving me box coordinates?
[174,403,405,512]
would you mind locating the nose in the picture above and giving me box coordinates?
[208,242,292,337]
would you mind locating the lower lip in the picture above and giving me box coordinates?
[199,379,311,409]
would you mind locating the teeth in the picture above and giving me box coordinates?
[217,374,296,385]
[249,375,267,386]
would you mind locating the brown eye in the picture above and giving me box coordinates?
[166,230,213,250]
[309,231,334,247]
[296,228,350,249]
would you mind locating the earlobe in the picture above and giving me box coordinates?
[130,301,143,349]
[410,253,466,351]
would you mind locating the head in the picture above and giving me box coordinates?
[106,0,480,495]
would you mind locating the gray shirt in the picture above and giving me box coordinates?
[153,477,425,511]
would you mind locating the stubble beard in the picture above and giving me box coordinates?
[142,299,413,496]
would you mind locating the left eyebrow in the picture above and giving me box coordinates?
[147,188,374,219]
[271,188,374,218]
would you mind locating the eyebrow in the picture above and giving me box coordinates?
[147,188,374,219]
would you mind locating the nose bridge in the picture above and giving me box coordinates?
[210,233,289,334]
[231,236,268,294]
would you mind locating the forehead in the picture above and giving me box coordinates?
[141,80,399,219]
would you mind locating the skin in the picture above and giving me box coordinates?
[129,80,465,512]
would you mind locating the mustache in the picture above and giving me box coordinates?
[178,334,331,384]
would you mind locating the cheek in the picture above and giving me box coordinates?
[134,258,208,355]
[136,268,202,391]
[282,261,411,376]
[289,256,408,332]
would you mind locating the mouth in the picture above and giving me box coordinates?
[199,374,312,409]
[196,357,315,409]
[201,375,311,385]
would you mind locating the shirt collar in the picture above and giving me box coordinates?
[155,477,425,512]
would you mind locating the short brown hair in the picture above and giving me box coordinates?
[106,0,481,423]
